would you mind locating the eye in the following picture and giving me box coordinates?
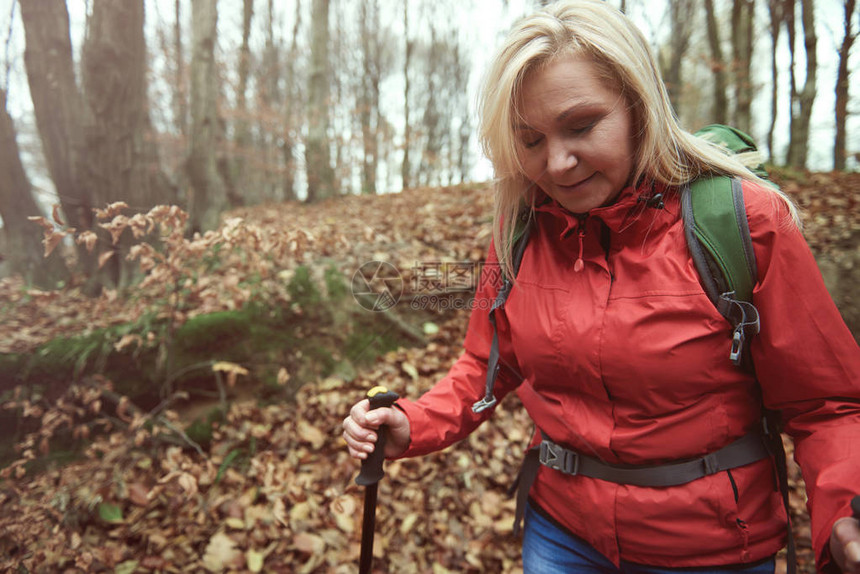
[523,135,544,149]
[517,130,543,149]
[568,119,597,135]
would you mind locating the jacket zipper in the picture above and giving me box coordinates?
[736,518,751,560]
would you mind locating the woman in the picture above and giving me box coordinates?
[342,1,860,572]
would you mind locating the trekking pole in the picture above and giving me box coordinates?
[355,386,399,574]
[853,495,860,521]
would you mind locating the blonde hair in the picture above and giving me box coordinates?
[478,0,798,278]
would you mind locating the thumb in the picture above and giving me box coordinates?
[366,405,406,429]
[830,516,860,573]
[366,405,410,457]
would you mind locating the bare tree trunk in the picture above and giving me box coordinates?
[0,89,67,287]
[255,0,278,203]
[420,26,440,187]
[282,0,301,202]
[187,0,227,231]
[82,1,174,213]
[330,15,348,194]
[786,0,817,168]
[664,0,695,114]
[18,0,92,235]
[231,0,254,204]
[704,0,729,124]
[401,1,412,191]
[731,0,755,133]
[834,0,858,171]
[81,0,175,287]
[419,24,466,188]
[305,0,334,202]
[766,0,783,162]
[359,0,380,195]
[785,0,798,164]
[173,0,187,138]
[455,41,472,183]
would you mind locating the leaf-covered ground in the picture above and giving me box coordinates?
[1,172,857,572]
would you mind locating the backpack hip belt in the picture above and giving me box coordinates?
[537,428,769,487]
[511,425,773,538]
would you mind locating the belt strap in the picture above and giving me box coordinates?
[539,430,769,487]
[512,429,770,536]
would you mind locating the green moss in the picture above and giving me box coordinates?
[344,314,404,366]
[185,419,214,446]
[175,311,252,356]
[17,331,111,393]
[324,265,349,301]
[1,263,434,473]
[287,266,321,309]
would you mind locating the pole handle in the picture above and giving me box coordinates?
[355,386,399,487]
[851,495,860,521]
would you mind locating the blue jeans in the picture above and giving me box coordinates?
[522,504,775,574]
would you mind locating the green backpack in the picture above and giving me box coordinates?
[471,124,797,573]
[682,124,764,367]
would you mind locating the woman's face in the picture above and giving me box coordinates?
[515,54,637,214]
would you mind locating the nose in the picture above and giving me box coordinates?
[545,138,577,179]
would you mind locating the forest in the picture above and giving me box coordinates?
[0,0,858,572]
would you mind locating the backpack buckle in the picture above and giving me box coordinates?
[722,295,760,366]
[539,441,580,476]
[729,327,744,365]
[471,395,497,413]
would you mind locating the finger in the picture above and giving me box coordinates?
[342,417,377,446]
[342,427,374,459]
[346,443,368,460]
[342,423,376,449]
[349,399,371,425]
[845,541,860,572]
[365,405,400,429]
[835,515,860,541]
[844,521,860,573]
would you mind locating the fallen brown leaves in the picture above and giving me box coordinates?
[773,170,860,255]
[0,310,532,573]
[1,183,493,355]
[0,320,817,573]
[3,172,857,572]
[4,173,856,355]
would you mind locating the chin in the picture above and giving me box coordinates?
[562,195,607,214]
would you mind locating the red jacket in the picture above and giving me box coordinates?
[396,179,860,570]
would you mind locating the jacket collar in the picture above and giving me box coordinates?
[532,180,670,238]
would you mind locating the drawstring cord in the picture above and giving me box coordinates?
[574,228,585,272]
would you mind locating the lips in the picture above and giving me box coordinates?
[555,172,595,192]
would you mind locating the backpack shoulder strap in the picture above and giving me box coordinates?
[681,176,760,366]
[472,214,533,413]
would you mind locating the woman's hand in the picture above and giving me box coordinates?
[342,398,410,460]
[830,515,860,573]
